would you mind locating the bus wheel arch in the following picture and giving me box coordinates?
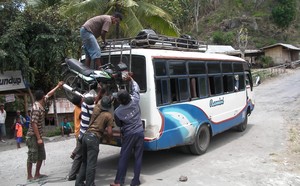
[247,105,252,116]
[189,123,211,155]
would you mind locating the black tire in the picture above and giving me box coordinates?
[189,124,211,155]
[236,114,248,132]
[178,145,191,154]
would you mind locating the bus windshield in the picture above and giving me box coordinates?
[102,54,147,92]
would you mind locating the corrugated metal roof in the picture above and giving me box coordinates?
[205,45,262,55]
[261,43,300,51]
[205,45,236,53]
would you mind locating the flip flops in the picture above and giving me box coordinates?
[27,178,34,182]
[34,174,48,180]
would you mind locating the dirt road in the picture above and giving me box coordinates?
[0,68,300,186]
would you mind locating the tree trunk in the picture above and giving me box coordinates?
[27,87,34,105]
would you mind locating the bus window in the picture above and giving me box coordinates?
[207,63,221,74]
[214,76,223,94]
[238,74,245,90]
[102,54,146,92]
[156,80,162,105]
[222,62,234,93]
[233,62,245,92]
[190,78,198,98]
[170,78,179,102]
[169,78,189,102]
[222,62,233,73]
[155,61,167,76]
[189,62,206,74]
[208,62,222,96]
[234,75,239,91]
[233,63,243,72]
[199,77,208,98]
[169,61,186,75]
[209,76,223,95]
[234,74,245,91]
[131,55,146,92]
[188,61,207,99]
[156,79,170,105]
[223,75,234,93]
[190,76,208,99]
[179,78,189,101]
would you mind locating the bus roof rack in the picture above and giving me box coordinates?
[103,34,207,53]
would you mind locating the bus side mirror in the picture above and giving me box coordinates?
[255,76,261,86]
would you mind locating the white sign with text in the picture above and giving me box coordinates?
[5,94,15,102]
[0,71,26,91]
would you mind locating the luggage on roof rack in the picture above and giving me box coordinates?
[175,34,199,49]
[131,29,158,46]
[103,30,207,52]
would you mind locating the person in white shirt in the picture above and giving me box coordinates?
[0,103,7,142]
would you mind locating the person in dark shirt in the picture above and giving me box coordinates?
[25,110,31,129]
[110,75,144,186]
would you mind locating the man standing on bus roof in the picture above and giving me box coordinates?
[80,12,123,69]
[110,74,144,186]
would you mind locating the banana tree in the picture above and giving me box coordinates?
[61,0,180,38]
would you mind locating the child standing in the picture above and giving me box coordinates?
[15,116,23,148]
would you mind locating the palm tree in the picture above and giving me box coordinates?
[61,0,180,38]
[27,0,62,9]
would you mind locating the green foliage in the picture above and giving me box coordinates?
[0,7,79,91]
[29,0,62,10]
[45,122,73,137]
[271,0,296,29]
[0,0,25,36]
[45,127,61,137]
[259,56,274,68]
[233,0,243,8]
[253,11,269,18]
[61,0,180,37]
[252,37,276,49]
[146,0,187,31]
[212,31,235,45]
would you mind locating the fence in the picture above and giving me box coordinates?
[252,60,300,85]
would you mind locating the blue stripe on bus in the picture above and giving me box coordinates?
[144,103,250,151]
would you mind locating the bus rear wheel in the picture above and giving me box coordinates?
[236,114,248,132]
[189,124,210,155]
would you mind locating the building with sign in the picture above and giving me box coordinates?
[0,71,74,137]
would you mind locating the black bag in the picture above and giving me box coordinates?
[134,29,158,46]
[176,34,199,49]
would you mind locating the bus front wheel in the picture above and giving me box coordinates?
[189,124,210,155]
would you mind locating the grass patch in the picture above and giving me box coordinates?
[45,127,62,137]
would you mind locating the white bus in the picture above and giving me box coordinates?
[101,35,255,155]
